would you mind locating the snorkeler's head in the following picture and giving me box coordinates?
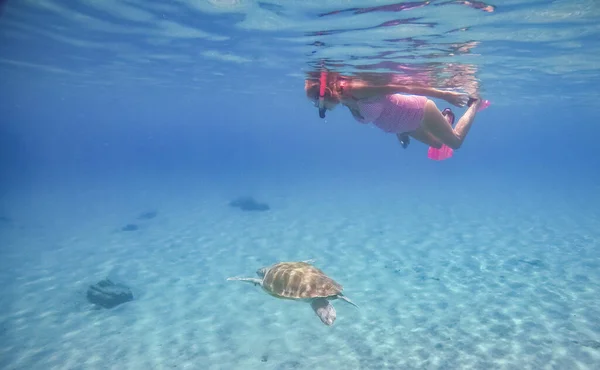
[305,70,340,119]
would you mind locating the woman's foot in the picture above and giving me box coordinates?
[467,97,483,110]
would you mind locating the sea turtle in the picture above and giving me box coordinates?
[227,260,358,326]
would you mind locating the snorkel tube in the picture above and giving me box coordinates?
[318,70,327,118]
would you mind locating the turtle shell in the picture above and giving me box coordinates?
[261,261,343,300]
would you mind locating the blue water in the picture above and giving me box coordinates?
[1,1,600,369]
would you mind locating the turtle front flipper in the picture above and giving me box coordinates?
[227,277,262,287]
[311,298,336,326]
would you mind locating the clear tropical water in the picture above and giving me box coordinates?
[1,1,599,369]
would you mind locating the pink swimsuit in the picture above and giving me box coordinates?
[352,94,427,134]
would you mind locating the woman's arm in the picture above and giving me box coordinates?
[341,79,468,107]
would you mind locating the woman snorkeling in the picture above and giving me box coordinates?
[305,71,489,160]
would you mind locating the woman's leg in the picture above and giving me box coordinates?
[403,127,443,148]
[420,99,481,150]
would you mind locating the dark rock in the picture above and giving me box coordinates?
[138,211,157,220]
[121,224,139,231]
[87,279,133,309]
[261,354,268,362]
[229,196,270,212]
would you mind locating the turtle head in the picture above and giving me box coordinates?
[256,267,268,278]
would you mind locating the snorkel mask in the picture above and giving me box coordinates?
[317,70,327,118]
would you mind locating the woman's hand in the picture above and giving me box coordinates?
[444,91,469,107]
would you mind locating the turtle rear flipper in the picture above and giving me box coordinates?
[338,295,358,308]
[227,277,262,287]
[311,298,336,326]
